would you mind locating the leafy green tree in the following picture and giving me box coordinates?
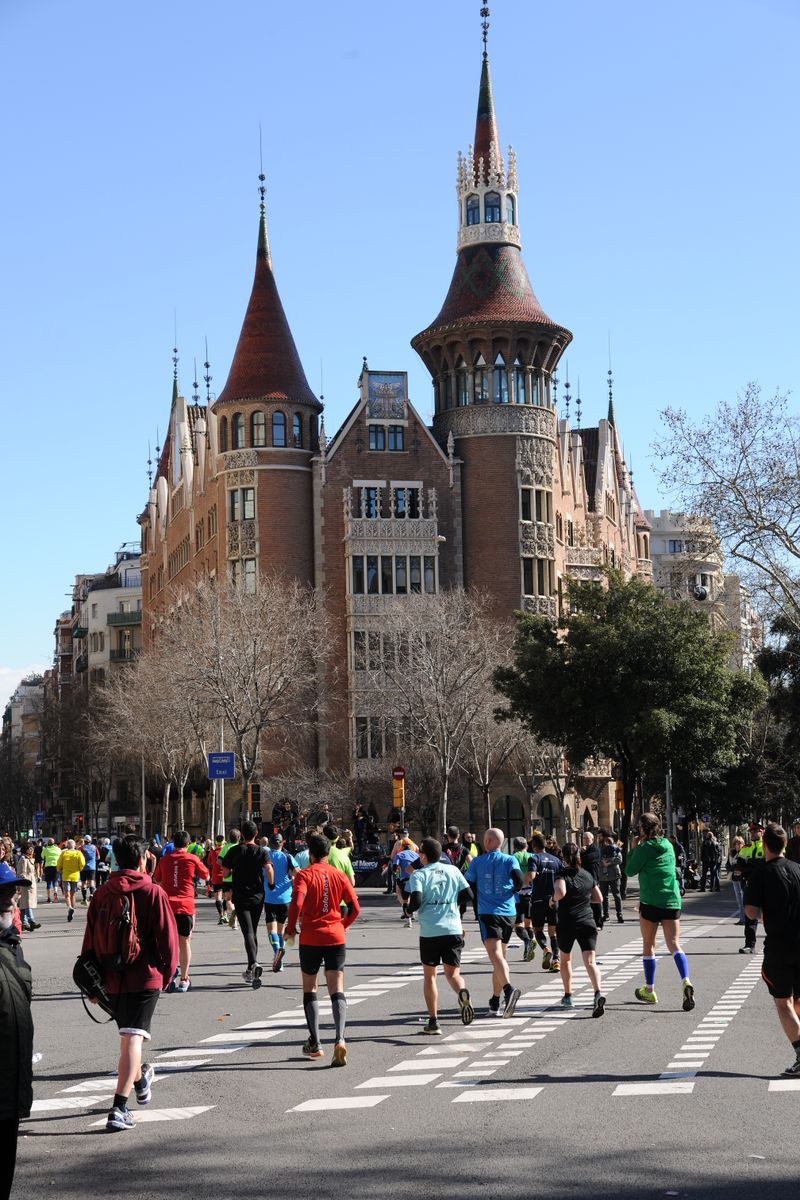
[495,571,763,857]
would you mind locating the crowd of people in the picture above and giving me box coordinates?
[2,811,800,1175]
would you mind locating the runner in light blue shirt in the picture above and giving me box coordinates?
[406,837,475,1034]
[264,833,297,972]
[464,828,524,1018]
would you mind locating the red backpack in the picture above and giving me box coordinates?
[93,887,141,971]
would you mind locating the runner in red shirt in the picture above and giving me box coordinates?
[286,833,360,1066]
[205,835,228,925]
[153,830,210,992]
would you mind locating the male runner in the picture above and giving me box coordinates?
[220,821,274,987]
[285,833,360,1065]
[511,836,534,960]
[265,832,297,972]
[406,837,474,1034]
[322,824,355,883]
[79,836,98,905]
[465,827,524,1016]
[57,840,85,923]
[153,830,210,992]
[219,828,241,927]
[528,832,562,972]
[41,838,61,902]
[205,835,228,923]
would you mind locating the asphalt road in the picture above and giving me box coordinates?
[13,881,798,1200]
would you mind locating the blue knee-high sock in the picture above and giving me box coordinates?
[673,950,690,981]
[278,933,285,950]
[643,956,657,988]
[269,932,280,953]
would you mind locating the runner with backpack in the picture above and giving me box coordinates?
[528,832,562,972]
[80,835,178,1132]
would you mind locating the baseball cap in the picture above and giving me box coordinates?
[269,832,284,847]
[83,835,92,843]
[0,862,32,888]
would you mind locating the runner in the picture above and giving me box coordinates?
[285,832,360,1065]
[465,827,524,1017]
[528,832,561,971]
[551,841,606,1016]
[219,828,241,927]
[264,832,297,972]
[79,836,98,905]
[511,836,534,959]
[56,840,85,923]
[206,835,228,923]
[738,822,766,954]
[406,837,474,1034]
[41,838,61,902]
[322,824,355,884]
[627,813,695,1011]
[393,837,420,927]
[744,822,800,1075]
[219,820,274,987]
[153,829,210,992]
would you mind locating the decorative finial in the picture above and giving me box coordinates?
[575,376,582,430]
[258,123,266,218]
[203,337,213,405]
[363,355,368,371]
[147,441,153,487]
[192,358,201,409]
[155,427,161,460]
[480,5,490,54]
[563,364,571,420]
[552,370,559,411]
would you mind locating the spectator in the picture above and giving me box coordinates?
[727,835,746,922]
[700,831,722,892]
[0,862,34,1198]
[597,828,624,923]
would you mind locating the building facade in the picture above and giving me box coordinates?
[140,35,652,836]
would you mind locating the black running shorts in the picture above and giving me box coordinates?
[530,899,557,929]
[175,913,195,938]
[264,903,289,924]
[556,922,597,954]
[478,914,514,944]
[299,943,347,975]
[419,934,464,967]
[515,895,531,921]
[761,950,800,1000]
[113,989,160,1039]
[639,902,682,923]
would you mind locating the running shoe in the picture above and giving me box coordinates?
[176,979,191,993]
[488,994,501,1016]
[133,1063,154,1105]
[550,959,561,973]
[331,1042,348,1067]
[592,992,606,1019]
[502,986,521,1018]
[458,987,474,1026]
[541,949,552,971]
[682,981,695,1012]
[228,913,237,929]
[404,917,412,928]
[617,915,625,923]
[105,1105,134,1132]
[217,915,228,925]
[67,909,74,923]
[422,1018,442,1036]
[781,1058,800,1077]
[272,947,285,973]
[243,968,253,984]
[252,964,263,990]
[560,994,573,1007]
[302,1039,324,1059]
[524,940,536,963]
[739,946,755,954]
[634,986,658,1005]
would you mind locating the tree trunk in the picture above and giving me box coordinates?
[483,782,492,830]
[439,772,448,835]
[176,779,185,831]
[160,780,171,839]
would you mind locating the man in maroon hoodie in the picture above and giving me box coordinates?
[82,835,178,1133]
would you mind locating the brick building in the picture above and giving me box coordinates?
[140,37,651,839]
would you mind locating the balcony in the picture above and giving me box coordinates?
[75,653,88,673]
[107,611,142,627]
[110,648,141,663]
[637,558,654,580]
[522,595,558,621]
[73,625,88,639]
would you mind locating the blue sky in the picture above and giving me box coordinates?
[1,0,798,707]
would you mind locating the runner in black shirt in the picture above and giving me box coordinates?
[220,820,274,988]
[552,842,606,1018]
[745,822,800,1076]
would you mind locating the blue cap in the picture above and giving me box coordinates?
[0,862,31,887]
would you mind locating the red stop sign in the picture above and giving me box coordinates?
[392,766,406,781]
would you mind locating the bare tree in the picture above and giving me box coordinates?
[659,384,800,625]
[506,732,573,838]
[460,673,526,829]
[372,589,514,831]
[154,575,329,804]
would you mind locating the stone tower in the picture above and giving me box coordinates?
[411,38,572,619]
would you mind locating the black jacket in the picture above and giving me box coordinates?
[581,843,601,882]
[0,926,34,1120]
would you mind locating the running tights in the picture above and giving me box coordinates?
[236,901,264,967]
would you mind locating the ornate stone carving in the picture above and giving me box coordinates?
[565,547,602,568]
[519,522,555,559]
[516,436,554,487]
[226,469,255,488]
[347,518,438,544]
[222,450,258,470]
[456,221,521,252]
[637,558,654,580]
[522,596,558,621]
[435,405,556,442]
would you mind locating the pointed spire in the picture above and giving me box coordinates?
[172,342,179,404]
[474,8,501,184]
[607,334,615,426]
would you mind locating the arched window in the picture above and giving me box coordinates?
[232,413,245,449]
[492,795,525,846]
[514,362,526,404]
[456,361,469,407]
[539,795,555,835]
[441,375,452,410]
[251,411,266,447]
[309,415,318,450]
[485,192,501,223]
[506,195,516,225]
[272,411,286,447]
[466,194,480,225]
[492,355,509,404]
[474,363,489,403]
[292,413,303,448]
[532,373,540,406]
[219,416,228,452]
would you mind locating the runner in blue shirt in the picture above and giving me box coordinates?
[465,828,525,1017]
[80,837,99,905]
[528,832,563,972]
[264,833,297,972]
[406,838,475,1034]
[392,838,420,928]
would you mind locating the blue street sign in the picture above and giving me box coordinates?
[33,811,45,822]
[207,752,236,780]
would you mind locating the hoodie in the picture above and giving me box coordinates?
[626,837,681,909]
[82,869,178,994]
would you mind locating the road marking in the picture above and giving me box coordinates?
[157,1046,248,1057]
[201,1029,284,1043]
[154,1060,212,1072]
[454,1067,498,1076]
[389,1058,468,1070]
[288,1095,389,1112]
[768,1080,800,1091]
[356,1074,442,1088]
[59,1078,117,1094]
[614,1082,695,1096]
[89,1106,215,1126]
[236,1019,306,1028]
[452,1086,543,1102]
[29,1096,107,1114]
